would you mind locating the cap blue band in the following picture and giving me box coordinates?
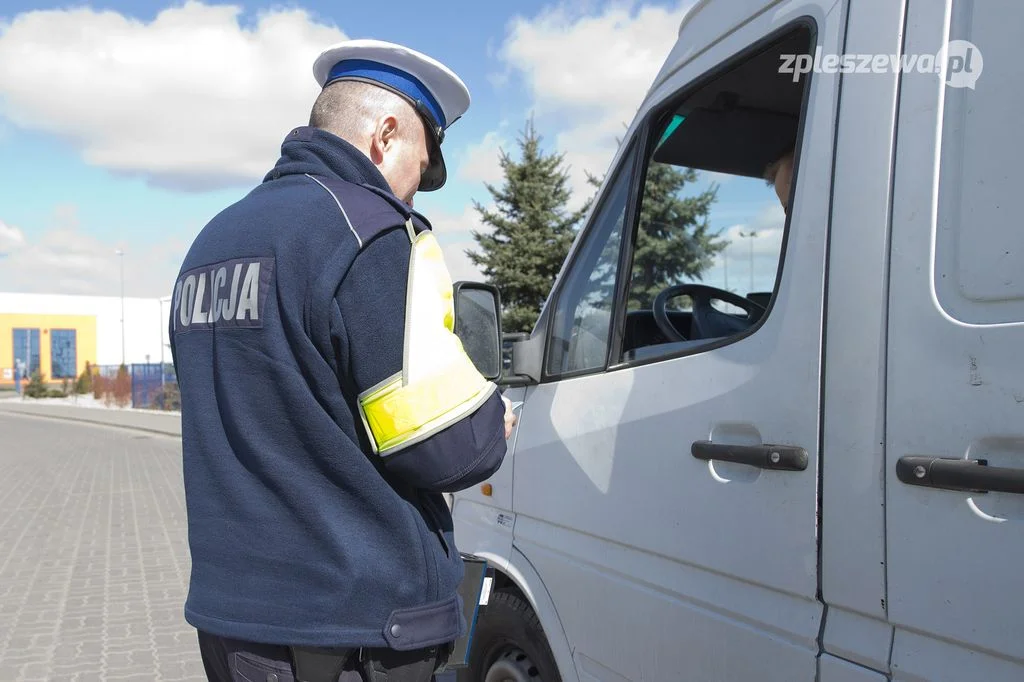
[325,59,447,130]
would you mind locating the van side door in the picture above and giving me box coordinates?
[885,1,1024,679]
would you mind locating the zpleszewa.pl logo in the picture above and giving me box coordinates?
[779,40,983,88]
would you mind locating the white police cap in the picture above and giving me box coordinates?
[312,39,471,191]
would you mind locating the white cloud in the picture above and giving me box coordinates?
[499,1,694,201]
[551,121,626,209]
[442,240,486,283]
[0,207,188,297]
[457,131,509,186]
[2,200,491,296]
[719,201,786,257]
[753,201,787,232]
[0,2,346,190]
[425,202,489,238]
[0,219,25,256]
[701,201,787,294]
[500,2,690,118]
[422,203,494,282]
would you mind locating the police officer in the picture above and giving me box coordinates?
[169,39,515,682]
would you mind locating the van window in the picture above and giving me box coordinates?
[545,146,635,377]
[619,26,812,363]
[933,1,1024,324]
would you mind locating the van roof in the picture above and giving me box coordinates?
[648,0,782,97]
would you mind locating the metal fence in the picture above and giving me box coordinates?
[94,363,178,410]
[131,364,163,409]
[94,364,122,380]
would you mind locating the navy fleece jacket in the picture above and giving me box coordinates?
[168,126,506,650]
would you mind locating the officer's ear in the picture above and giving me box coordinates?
[370,113,401,162]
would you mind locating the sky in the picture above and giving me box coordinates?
[0,0,785,300]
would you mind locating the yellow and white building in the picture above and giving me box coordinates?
[0,292,170,388]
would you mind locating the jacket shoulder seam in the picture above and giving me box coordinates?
[304,173,363,248]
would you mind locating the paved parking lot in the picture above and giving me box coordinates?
[0,412,205,681]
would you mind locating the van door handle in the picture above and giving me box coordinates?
[691,441,808,471]
[896,456,1024,495]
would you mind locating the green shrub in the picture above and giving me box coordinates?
[24,370,48,399]
[75,362,94,395]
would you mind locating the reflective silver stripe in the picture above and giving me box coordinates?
[401,231,427,385]
[357,371,402,455]
[305,173,362,248]
[357,399,379,454]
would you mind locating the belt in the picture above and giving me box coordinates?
[291,643,452,682]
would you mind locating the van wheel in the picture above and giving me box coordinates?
[455,590,561,682]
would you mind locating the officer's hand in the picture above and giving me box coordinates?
[501,395,517,439]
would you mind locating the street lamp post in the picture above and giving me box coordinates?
[158,295,172,392]
[115,249,125,366]
[723,248,729,292]
[738,231,757,292]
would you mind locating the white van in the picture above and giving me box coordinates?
[447,0,1024,680]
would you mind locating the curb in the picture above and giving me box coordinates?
[0,404,182,438]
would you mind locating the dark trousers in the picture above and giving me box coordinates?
[197,630,450,682]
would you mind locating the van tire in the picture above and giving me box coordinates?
[455,590,562,682]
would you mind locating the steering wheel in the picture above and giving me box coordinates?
[653,284,767,342]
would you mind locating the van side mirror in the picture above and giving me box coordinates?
[453,282,503,381]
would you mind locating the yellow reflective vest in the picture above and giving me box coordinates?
[357,219,496,456]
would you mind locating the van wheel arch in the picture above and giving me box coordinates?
[455,588,562,682]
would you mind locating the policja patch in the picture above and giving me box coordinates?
[172,256,275,332]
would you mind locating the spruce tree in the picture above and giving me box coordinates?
[467,119,589,333]
[75,361,93,395]
[588,161,723,310]
[629,161,723,309]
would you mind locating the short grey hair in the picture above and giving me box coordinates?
[309,79,421,143]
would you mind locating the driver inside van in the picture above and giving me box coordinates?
[764,148,794,213]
